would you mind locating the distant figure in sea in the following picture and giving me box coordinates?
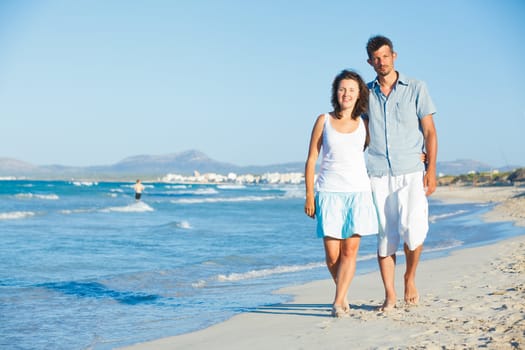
[133,179,145,201]
[304,69,378,317]
[364,35,438,310]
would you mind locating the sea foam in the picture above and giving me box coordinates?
[70,181,98,186]
[217,184,246,190]
[100,202,154,213]
[15,193,59,200]
[429,210,468,223]
[216,262,325,282]
[171,195,278,204]
[0,211,35,220]
[214,253,378,283]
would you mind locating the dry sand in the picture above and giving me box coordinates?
[120,186,525,350]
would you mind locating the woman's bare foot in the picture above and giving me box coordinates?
[331,304,350,318]
[343,299,350,313]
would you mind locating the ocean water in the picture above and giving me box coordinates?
[0,180,523,350]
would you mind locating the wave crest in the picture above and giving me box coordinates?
[15,193,59,200]
[100,202,154,213]
[70,181,98,186]
[429,210,468,223]
[216,262,324,282]
[171,195,278,204]
[0,211,35,220]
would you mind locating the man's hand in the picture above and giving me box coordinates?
[424,172,437,196]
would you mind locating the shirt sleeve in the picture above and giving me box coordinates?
[416,81,437,119]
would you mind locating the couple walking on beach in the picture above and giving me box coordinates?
[304,35,438,317]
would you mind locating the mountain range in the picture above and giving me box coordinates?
[0,150,522,180]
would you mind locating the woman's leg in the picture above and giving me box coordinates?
[323,237,341,283]
[333,235,361,308]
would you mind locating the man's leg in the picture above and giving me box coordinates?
[371,174,400,311]
[401,172,428,305]
[378,253,397,310]
[404,243,422,305]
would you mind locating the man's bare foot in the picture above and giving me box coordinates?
[404,279,419,305]
[405,294,419,306]
[377,299,396,312]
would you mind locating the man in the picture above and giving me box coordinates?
[133,179,145,201]
[364,35,438,310]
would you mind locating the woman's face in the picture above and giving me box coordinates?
[337,78,359,111]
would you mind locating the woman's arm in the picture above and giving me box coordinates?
[304,114,325,218]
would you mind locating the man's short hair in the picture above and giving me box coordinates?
[366,35,394,58]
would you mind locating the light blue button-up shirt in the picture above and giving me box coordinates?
[364,72,436,177]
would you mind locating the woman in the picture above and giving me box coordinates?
[304,69,378,317]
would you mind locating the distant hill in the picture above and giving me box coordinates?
[92,150,242,176]
[436,159,520,176]
[0,151,522,180]
[0,158,39,173]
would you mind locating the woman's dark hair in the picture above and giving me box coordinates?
[330,70,369,119]
[366,35,394,59]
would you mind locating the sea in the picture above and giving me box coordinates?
[0,179,523,350]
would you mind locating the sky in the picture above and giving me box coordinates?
[1,0,524,168]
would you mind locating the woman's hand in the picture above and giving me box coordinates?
[304,196,315,219]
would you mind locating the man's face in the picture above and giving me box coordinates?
[367,45,396,77]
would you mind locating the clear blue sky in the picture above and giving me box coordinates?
[1,0,524,168]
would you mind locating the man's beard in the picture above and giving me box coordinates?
[377,66,392,76]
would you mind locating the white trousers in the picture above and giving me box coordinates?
[371,171,429,257]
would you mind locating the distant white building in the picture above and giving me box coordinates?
[160,171,305,185]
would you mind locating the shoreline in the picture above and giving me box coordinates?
[120,185,525,349]
[431,185,525,227]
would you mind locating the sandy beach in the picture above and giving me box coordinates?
[120,185,525,350]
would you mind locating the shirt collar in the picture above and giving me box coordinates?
[371,71,409,88]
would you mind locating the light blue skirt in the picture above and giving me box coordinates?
[315,191,378,239]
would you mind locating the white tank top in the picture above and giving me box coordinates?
[315,113,371,192]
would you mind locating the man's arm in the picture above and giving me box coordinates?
[420,115,437,196]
